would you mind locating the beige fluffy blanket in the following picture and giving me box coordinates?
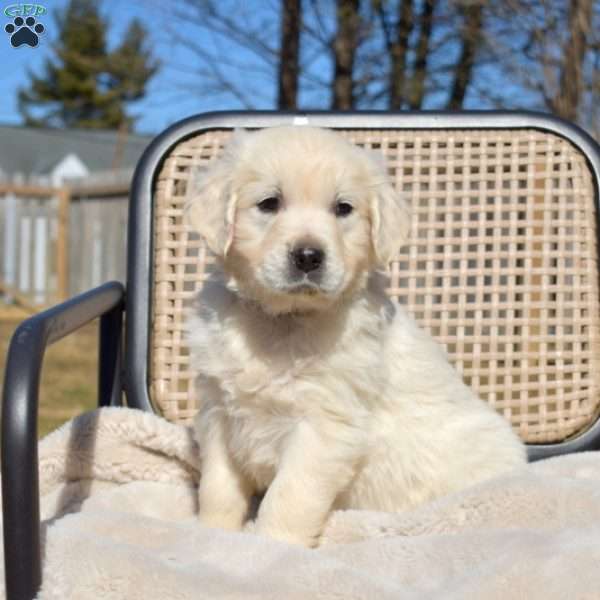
[2,407,600,599]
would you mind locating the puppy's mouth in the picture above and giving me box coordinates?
[283,280,322,296]
[251,251,346,307]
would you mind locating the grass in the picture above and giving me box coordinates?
[0,315,98,438]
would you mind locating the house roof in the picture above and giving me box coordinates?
[0,124,152,177]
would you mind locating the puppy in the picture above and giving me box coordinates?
[185,126,526,547]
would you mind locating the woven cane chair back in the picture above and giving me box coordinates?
[150,126,600,445]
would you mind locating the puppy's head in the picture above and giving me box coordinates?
[186,127,409,314]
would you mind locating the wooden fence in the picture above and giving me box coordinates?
[0,178,129,310]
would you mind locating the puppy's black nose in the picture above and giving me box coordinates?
[292,246,324,273]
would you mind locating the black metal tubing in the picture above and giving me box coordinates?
[99,300,123,407]
[527,419,600,461]
[1,281,124,600]
[126,110,600,455]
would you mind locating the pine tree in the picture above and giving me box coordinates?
[18,0,158,130]
[106,19,160,127]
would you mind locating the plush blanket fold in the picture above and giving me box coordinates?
[1,407,599,599]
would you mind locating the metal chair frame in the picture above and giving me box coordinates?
[3,110,600,600]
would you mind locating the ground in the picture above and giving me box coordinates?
[0,312,97,438]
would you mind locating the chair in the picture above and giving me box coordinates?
[3,110,600,600]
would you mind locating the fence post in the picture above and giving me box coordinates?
[56,187,71,302]
[2,191,17,303]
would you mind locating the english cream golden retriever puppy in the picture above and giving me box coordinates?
[186,126,526,547]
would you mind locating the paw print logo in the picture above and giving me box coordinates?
[5,16,45,47]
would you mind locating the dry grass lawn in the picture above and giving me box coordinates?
[0,315,98,438]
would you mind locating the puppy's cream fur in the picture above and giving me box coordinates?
[186,127,526,547]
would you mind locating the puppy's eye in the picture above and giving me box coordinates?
[257,197,280,213]
[334,201,354,217]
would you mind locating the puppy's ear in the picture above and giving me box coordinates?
[184,131,247,257]
[369,173,411,269]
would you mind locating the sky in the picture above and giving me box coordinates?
[0,0,272,136]
[0,0,553,138]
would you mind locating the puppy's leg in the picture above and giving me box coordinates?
[255,420,361,547]
[197,412,252,531]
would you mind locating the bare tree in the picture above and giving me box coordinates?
[158,0,489,114]
[408,0,436,109]
[159,1,280,108]
[479,0,600,132]
[278,0,303,109]
[550,0,593,121]
[159,0,330,110]
[373,0,484,111]
[151,0,600,140]
[332,0,362,109]
[376,0,413,109]
[447,1,484,110]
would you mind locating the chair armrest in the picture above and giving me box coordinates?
[1,281,125,600]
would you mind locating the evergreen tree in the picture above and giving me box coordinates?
[18,0,158,130]
[106,19,160,127]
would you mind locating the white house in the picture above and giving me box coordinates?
[0,125,152,305]
[0,124,151,184]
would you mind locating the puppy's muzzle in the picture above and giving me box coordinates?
[290,246,324,274]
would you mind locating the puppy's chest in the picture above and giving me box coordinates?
[224,403,295,488]
[192,302,386,488]
[194,306,384,410]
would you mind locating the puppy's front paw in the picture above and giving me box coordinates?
[198,507,245,532]
[242,519,258,535]
[254,519,319,547]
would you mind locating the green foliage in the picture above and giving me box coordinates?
[18,0,159,130]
